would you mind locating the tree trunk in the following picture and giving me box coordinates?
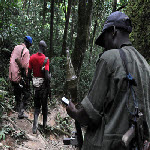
[27,0,31,16]
[72,0,93,77]
[112,0,117,12]
[89,20,97,62]
[63,0,67,19]
[71,0,93,102]
[61,0,72,56]
[70,1,76,51]
[43,0,47,26]
[50,0,54,59]
[23,0,27,12]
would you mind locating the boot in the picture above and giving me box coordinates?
[14,102,20,112]
[32,109,40,134]
[18,102,28,119]
[43,115,47,129]
[18,109,28,119]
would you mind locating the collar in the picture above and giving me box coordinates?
[120,41,132,48]
[37,52,44,56]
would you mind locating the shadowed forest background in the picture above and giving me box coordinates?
[0,0,150,149]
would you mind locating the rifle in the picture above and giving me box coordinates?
[122,109,144,149]
[63,49,83,149]
[15,58,27,88]
[75,120,83,149]
[41,57,51,101]
[62,98,83,149]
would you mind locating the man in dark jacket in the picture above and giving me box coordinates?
[66,11,150,150]
[28,40,50,134]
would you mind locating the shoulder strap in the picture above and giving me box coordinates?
[119,48,139,115]
[119,49,129,75]
[42,57,48,68]
[15,47,25,69]
[119,49,137,86]
[21,47,25,58]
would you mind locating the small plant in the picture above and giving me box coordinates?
[55,112,73,133]
[0,125,14,140]
[0,129,6,140]
[12,130,26,140]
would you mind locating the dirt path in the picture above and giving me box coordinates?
[0,102,77,150]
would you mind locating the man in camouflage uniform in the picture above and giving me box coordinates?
[66,11,150,150]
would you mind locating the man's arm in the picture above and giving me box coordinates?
[28,68,32,80]
[44,59,50,81]
[27,68,32,88]
[66,101,90,126]
[45,70,50,81]
[21,50,30,75]
[66,56,112,127]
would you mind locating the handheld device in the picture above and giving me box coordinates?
[62,97,69,105]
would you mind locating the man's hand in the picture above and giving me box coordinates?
[66,101,77,120]
[66,101,90,126]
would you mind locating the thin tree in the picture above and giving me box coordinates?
[50,0,54,59]
[89,20,97,62]
[70,0,76,51]
[112,0,117,12]
[70,0,93,103]
[72,0,93,77]
[61,0,72,56]
[27,0,31,16]
[43,0,47,26]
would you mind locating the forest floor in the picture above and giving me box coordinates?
[0,97,77,150]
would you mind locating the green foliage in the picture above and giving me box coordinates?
[50,56,66,95]
[0,80,14,121]
[55,112,73,133]
[0,125,14,141]
[126,0,150,61]
[0,90,6,123]
[78,48,100,100]
[0,78,8,90]
[0,125,26,141]
[0,129,6,140]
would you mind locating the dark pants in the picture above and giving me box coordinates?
[34,84,48,123]
[12,82,30,111]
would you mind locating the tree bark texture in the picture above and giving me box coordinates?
[50,0,54,59]
[72,0,93,77]
[112,0,117,12]
[89,20,97,62]
[43,0,47,26]
[61,0,72,56]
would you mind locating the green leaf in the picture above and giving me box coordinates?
[0,130,5,140]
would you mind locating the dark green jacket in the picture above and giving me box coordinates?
[81,46,150,150]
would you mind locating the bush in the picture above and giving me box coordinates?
[50,56,66,96]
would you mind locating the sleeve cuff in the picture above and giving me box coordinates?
[81,96,102,124]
